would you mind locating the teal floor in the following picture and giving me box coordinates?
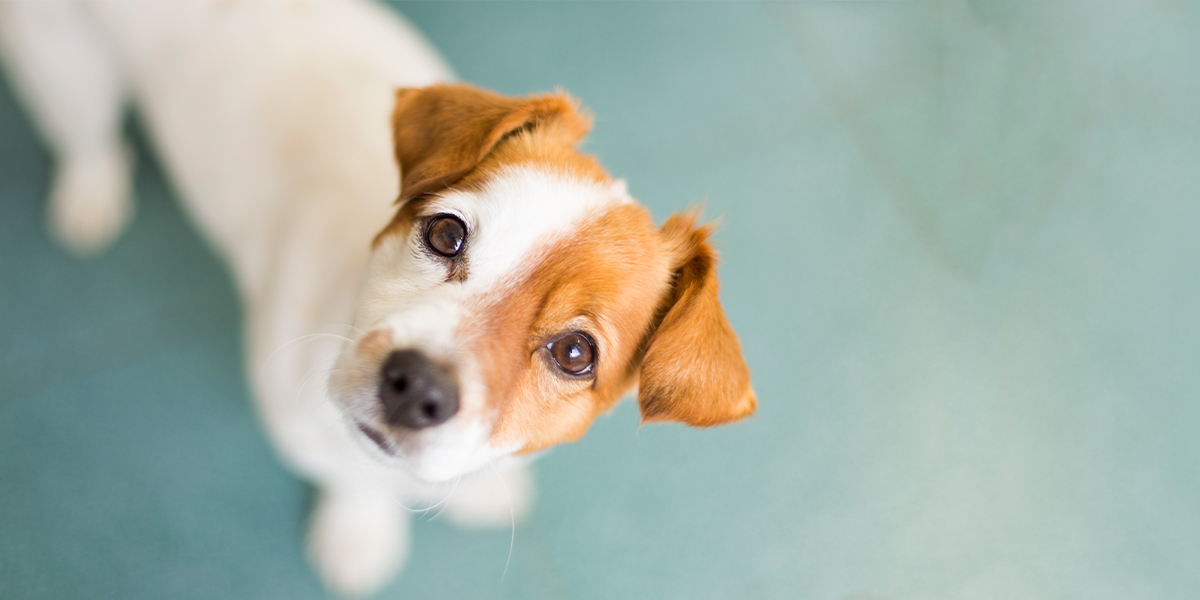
[3,2,1200,599]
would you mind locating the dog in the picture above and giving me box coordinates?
[0,0,756,595]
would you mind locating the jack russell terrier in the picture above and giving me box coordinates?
[0,0,755,595]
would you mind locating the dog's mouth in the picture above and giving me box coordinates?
[333,336,509,481]
[356,423,394,455]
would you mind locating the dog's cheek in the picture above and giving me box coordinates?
[489,370,599,454]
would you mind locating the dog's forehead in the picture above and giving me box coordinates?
[427,166,633,294]
[526,204,670,335]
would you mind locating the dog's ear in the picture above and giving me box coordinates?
[391,83,592,203]
[637,213,756,427]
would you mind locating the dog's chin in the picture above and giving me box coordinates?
[349,419,517,483]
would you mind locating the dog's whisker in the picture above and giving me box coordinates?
[295,368,325,400]
[422,475,463,521]
[295,363,343,412]
[296,351,348,413]
[383,486,450,514]
[319,322,366,338]
[488,460,516,581]
[265,332,355,367]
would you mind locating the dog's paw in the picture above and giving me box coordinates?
[307,488,409,598]
[47,145,134,257]
[442,463,535,529]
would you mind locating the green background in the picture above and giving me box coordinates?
[2,2,1198,598]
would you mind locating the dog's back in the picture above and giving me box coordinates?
[73,0,452,290]
[0,6,458,591]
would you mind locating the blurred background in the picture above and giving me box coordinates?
[2,1,1199,599]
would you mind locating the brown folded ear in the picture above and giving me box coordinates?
[390,83,592,203]
[638,213,756,427]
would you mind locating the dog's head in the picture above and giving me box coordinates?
[330,84,755,481]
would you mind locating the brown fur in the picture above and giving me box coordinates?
[371,83,755,452]
[638,214,756,426]
[392,83,592,202]
[375,83,594,244]
[466,203,671,452]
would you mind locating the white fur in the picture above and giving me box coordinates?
[308,485,410,596]
[0,1,557,596]
[331,167,633,481]
[430,168,632,292]
[0,0,132,256]
[46,141,134,255]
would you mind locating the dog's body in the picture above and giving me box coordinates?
[0,1,755,595]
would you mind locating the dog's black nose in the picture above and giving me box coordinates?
[379,350,459,429]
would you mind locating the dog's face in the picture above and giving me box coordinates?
[329,84,755,481]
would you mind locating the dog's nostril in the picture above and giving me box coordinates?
[390,377,408,393]
[421,402,438,420]
[378,350,459,429]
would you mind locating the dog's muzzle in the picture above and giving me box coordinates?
[378,349,460,429]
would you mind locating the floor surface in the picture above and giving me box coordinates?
[2,2,1199,599]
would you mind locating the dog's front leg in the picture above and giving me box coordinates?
[0,0,134,256]
[442,459,535,530]
[308,485,410,598]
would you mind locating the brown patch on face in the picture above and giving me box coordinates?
[374,84,595,245]
[458,207,757,453]
[356,328,393,360]
[460,203,672,453]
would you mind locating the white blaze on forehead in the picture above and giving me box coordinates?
[430,166,633,292]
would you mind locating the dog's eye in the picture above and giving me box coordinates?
[426,214,466,257]
[548,332,595,377]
